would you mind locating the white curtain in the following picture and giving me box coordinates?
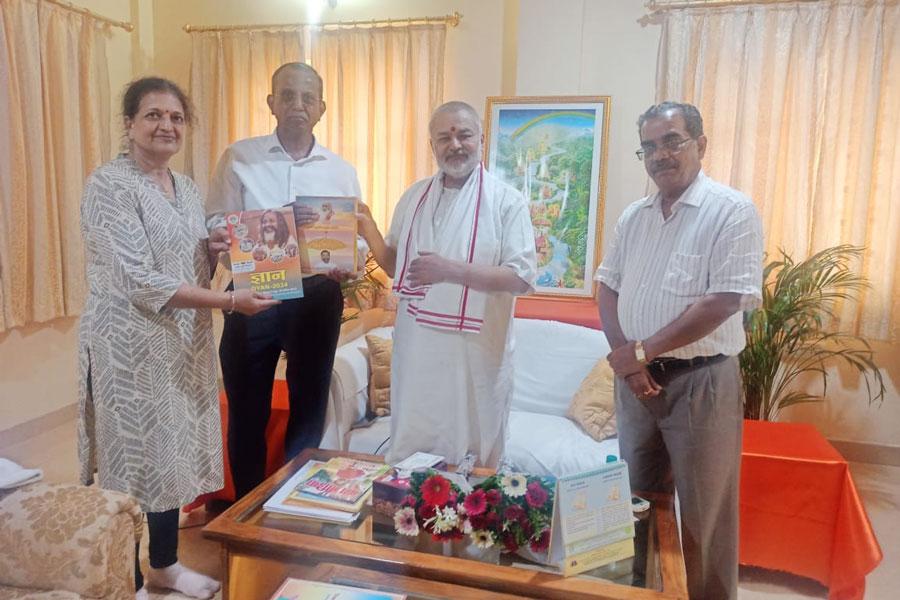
[187,24,446,233]
[656,0,900,340]
[0,0,111,331]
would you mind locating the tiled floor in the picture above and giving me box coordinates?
[3,418,898,599]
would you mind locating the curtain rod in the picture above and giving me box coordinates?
[646,0,827,11]
[183,11,461,34]
[42,0,134,31]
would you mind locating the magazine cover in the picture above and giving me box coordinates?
[226,208,304,300]
[290,457,390,506]
[270,576,406,600]
[290,195,358,274]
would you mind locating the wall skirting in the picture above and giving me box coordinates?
[0,403,78,450]
[830,439,900,467]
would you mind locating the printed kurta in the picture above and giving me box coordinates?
[77,157,222,512]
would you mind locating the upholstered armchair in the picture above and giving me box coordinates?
[0,483,142,599]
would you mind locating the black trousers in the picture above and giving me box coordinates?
[220,275,343,500]
[135,508,179,590]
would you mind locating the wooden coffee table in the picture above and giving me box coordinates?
[204,449,688,599]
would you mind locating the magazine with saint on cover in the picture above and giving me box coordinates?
[288,195,358,274]
[226,207,304,299]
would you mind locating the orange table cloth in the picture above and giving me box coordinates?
[183,381,291,511]
[514,296,602,330]
[740,420,882,599]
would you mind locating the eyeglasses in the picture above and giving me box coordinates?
[635,137,695,161]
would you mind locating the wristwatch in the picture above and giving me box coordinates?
[634,340,648,365]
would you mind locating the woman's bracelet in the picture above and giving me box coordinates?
[224,291,235,315]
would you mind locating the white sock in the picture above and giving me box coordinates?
[146,562,221,599]
[136,587,149,600]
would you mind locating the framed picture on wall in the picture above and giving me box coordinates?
[484,96,610,299]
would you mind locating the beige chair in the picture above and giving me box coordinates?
[0,483,142,599]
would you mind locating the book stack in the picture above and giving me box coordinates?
[548,460,637,577]
[264,457,390,523]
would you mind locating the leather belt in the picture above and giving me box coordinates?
[647,354,727,374]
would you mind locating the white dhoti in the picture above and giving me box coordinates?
[385,166,537,467]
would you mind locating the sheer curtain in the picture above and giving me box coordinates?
[655,0,900,340]
[187,24,446,232]
[0,0,111,331]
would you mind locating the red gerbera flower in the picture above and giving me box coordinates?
[463,489,487,516]
[501,531,519,553]
[525,481,548,508]
[421,475,451,506]
[530,528,550,553]
[504,504,526,523]
[418,504,436,521]
[485,489,502,505]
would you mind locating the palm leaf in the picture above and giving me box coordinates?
[740,245,885,420]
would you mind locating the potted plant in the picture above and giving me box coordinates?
[740,245,885,421]
[340,253,386,324]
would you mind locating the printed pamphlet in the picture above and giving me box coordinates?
[289,195,359,274]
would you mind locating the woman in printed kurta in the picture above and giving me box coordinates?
[78,77,277,600]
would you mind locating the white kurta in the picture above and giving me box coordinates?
[78,157,222,513]
[385,169,537,467]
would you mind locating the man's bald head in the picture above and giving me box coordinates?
[271,62,323,97]
[429,101,483,137]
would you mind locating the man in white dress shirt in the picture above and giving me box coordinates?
[597,101,763,599]
[207,63,362,500]
[357,101,537,467]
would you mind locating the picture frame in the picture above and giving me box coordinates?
[484,96,610,299]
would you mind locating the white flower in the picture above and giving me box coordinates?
[470,529,495,549]
[393,507,419,536]
[432,505,460,533]
[457,503,473,534]
[501,473,528,497]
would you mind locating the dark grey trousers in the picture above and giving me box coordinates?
[615,356,743,600]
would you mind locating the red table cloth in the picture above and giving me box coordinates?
[740,420,882,599]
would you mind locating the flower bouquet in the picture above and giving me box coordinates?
[394,470,556,561]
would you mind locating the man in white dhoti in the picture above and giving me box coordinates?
[357,101,537,467]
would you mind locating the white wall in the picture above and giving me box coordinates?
[516,0,659,255]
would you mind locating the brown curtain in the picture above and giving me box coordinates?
[0,0,111,332]
[187,23,446,232]
[655,0,900,340]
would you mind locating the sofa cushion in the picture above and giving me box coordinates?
[505,411,619,477]
[567,359,617,442]
[364,334,393,417]
[0,483,141,597]
[512,319,610,417]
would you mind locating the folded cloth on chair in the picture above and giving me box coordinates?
[0,458,43,489]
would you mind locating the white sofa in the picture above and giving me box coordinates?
[322,317,620,477]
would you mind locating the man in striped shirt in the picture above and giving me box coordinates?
[596,101,763,600]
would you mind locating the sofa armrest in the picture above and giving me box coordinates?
[326,326,394,450]
[0,483,141,597]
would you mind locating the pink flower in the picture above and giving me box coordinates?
[402,494,417,507]
[421,475,451,506]
[463,489,488,516]
[525,481,548,508]
[530,528,550,552]
[393,507,419,536]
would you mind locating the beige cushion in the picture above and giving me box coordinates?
[567,359,617,442]
[0,483,141,598]
[365,334,393,417]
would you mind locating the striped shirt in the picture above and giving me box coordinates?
[595,171,764,359]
